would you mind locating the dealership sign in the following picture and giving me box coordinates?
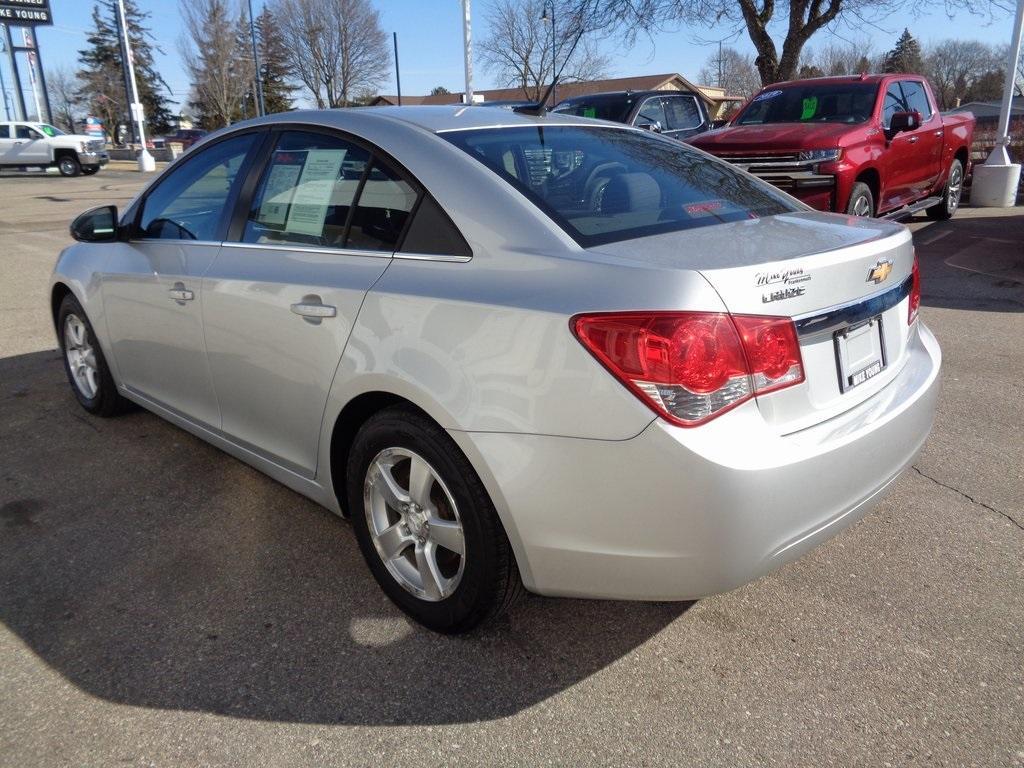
[0,0,52,25]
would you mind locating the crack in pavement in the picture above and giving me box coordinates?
[912,465,1023,532]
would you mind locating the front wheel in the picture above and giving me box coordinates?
[347,406,523,633]
[57,294,130,416]
[58,155,81,177]
[926,159,963,221]
[81,166,100,176]
[846,182,875,217]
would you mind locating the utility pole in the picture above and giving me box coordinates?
[461,0,473,104]
[718,40,723,88]
[393,32,401,106]
[541,1,556,105]
[115,0,155,172]
[247,0,264,116]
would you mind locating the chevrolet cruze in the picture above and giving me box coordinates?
[50,107,941,632]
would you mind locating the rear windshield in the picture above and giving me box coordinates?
[553,98,634,123]
[442,125,798,247]
[736,83,879,125]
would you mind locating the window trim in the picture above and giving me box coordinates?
[631,96,667,129]
[130,128,270,243]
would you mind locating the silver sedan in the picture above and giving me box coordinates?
[50,107,941,633]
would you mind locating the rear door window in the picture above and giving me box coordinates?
[0,125,9,139]
[243,131,371,248]
[345,161,417,251]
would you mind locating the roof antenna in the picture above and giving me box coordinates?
[514,7,589,116]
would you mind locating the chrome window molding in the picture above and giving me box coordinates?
[220,241,392,259]
[394,251,472,263]
[129,239,222,247]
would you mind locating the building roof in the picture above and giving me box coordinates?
[371,73,739,108]
[947,96,1024,119]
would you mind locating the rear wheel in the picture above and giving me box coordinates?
[347,406,523,633]
[846,182,874,217]
[81,166,100,176]
[57,294,129,416]
[58,154,81,177]
[926,159,963,221]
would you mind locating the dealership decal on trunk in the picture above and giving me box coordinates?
[762,286,806,303]
[756,267,811,287]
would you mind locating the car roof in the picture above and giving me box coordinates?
[768,74,912,88]
[247,105,624,135]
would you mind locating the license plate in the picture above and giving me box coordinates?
[834,316,886,392]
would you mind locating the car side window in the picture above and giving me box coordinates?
[345,160,418,251]
[662,96,702,131]
[899,81,932,121]
[635,97,666,129]
[15,125,41,140]
[881,83,907,129]
[0,125,9,139]
[243,131,371,248]
[138,132,257,241]
[400,195,472,258]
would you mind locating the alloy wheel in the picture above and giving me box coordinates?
[947,166,963,213]
[363,447,466,601]
[852,194,872,217]
[64,313,99,399]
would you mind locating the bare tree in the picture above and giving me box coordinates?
[272,0,390,108]
[479,0,611,101]
[180,0,254,128]
[562,0,1008,86]
[925,39,1001,109]
[698,46,761,97]
[804,41,878,75]
[47,66,84,133]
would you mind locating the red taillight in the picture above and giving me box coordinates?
[908,253,921,324]
[572,312,805,427]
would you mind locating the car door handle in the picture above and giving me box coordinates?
[908,136,919,143]
[291,300,337,319]
[168,285,194,302]
[934,130,944,137]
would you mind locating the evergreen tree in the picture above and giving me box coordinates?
[255,7,296,114]
[883,29,924,74]
[76,0,173,141]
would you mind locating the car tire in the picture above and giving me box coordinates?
[58,155,82,177]
[57,294,130,416]
[846,182,874,217]
[81,166,100,176]
[347,405,523,633]
[926,159,963,221]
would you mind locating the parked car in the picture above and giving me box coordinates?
[0,121,108,176]
[159,128,208,151]
[51,107,940,633]
[688,75,975,220]
[553,90,713,140]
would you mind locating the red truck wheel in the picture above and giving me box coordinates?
[846,183,874,217]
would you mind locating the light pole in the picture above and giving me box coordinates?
[247,0,265,116]
[115,0,155,172]
[541,1,556,105]
[461,0,473,104]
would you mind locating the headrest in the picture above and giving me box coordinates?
[601,172,660,215]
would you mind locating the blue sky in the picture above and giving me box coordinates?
[3,0,1017,119]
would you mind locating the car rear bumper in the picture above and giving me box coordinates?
[455,321,941,600]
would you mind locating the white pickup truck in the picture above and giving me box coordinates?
[0,121,109,177]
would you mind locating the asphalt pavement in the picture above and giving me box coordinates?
[0,166,1021,767]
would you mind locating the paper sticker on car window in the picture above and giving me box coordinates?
[257,153,304,226]
[753,89,784,102]
[800,97,818,120]
[285,149,346,237]
[583,106,596,118]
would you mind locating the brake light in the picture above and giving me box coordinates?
[572,312,805,427]
[908,253,921,324]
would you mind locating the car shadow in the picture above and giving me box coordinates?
[0,349,687,726]
[908,207,1023,314]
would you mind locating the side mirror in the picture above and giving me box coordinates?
[635,118,662,133]
[710,118,729,129]
[888,111,921,135]
[70,205,119,243]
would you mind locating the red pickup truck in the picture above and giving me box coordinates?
[688,74,975,220]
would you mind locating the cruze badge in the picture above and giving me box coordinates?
[762,286,806,303]
[868,259,894,284]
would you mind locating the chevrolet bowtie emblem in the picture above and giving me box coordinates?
[868,259,894,284]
